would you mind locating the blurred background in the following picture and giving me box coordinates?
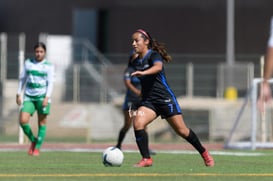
[1,0,273,149]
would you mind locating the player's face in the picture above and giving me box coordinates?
[132,32,149,56]
[35,47,46,61]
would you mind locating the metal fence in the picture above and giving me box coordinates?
[0,33,264,100]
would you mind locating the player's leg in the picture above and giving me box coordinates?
[19,101,37,155]
[32,114,47,156]
[116,110,133,149]
[19,112,35,142]
[133,106,156,167]
[166,115,214,167]
[33,101,50,156]
[19,101,36,142]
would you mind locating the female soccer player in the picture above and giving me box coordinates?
[116,54,142,149]
[130,29,214,167]
[16,42,54,156]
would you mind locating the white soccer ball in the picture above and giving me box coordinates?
[102,147,124,167]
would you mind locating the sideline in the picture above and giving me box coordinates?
[0,148,270,156]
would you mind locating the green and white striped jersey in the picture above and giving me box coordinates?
[17,58,55,101]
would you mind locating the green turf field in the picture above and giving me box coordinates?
[1,150,273,181]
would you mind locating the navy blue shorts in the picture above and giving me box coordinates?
[140,100,182,119]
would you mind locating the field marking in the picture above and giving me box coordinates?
[1,173,273,177]
[0,148,270,157]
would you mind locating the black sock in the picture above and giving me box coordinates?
[134,129,150,158]
[116,129,127,149]
[185,129,206,154]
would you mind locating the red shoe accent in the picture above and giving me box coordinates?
[201,150,214,167]
[134,158,153,167]
[28,142,36,155]
[32,149,40,156]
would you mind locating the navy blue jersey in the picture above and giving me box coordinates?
[131,50,175,103]
[130,50,182,118]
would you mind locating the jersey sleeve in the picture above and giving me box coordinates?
[149,52,163,66]
[268,17,273,47]
[46,64,55,98]
[17,61,28,95]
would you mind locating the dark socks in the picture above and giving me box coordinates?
[116,129,127,149]
[134,129,150,158]
[185,129,206,154]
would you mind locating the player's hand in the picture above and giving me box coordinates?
[131,71,144,77]
[135,89,142,97]
[16,94,21,106]
[258,81,272,112]
[42,97,49,107]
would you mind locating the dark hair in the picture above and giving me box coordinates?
[135,29,172,62]
[34,42,46,52]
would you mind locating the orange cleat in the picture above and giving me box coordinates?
[28,142,36,155]
[201,150,214,167]
[134,158,153,167]
[32,149,40,156]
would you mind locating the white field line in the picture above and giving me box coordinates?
[0,148,269,156]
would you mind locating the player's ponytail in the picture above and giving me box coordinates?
[151,39,172,63]
[136,29,172,63]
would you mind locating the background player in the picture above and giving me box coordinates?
[130,29,214,167]
[116,53,142,149]
[16,42,55,156]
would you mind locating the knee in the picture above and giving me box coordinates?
[133,119,145,130]
[38,115,47,125]
[19,117,29,125]
[39,120,47,126]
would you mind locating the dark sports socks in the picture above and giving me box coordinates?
[185,129,206,154]
[116,129,127,149]
[134,129,150,158]
[20,123,36,142]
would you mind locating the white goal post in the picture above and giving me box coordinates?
[226,78,273,150]
[250,78,273,150]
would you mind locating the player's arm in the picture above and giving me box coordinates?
[264,47,273,81]
[16,65,27,105]
[43,65,55,106]
[260,47,273,104]
[131,61,163,77]
[124,79,141,97]
[258,17,273,110]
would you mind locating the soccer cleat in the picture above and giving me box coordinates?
[32,149,40,156]
[28,142,36,155]
[134,158,153,167]
[201,150,214,167]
